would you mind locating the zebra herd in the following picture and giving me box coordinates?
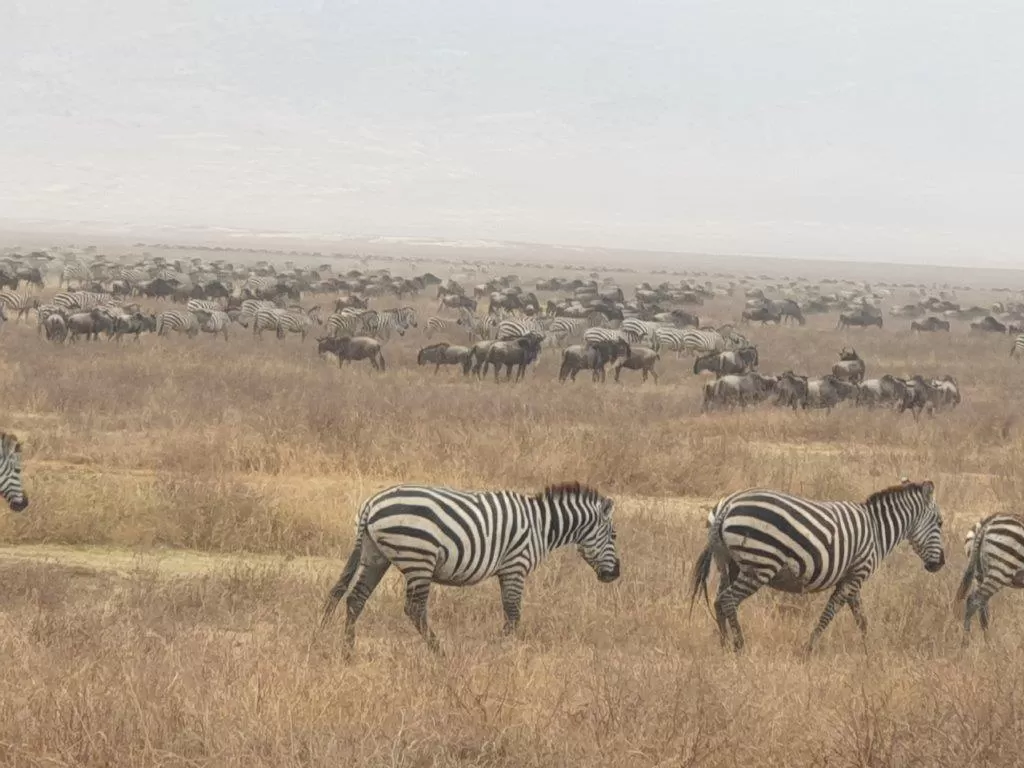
[0,423,1019,654]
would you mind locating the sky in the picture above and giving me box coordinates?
[2,0,1023,267]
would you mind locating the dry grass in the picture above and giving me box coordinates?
[0,272,1023,766]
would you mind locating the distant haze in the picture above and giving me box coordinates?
[3,1,1023,268]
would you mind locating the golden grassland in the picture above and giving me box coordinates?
[0,279,1023,767]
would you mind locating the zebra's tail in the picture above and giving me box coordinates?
[689,545,714,616]
[955,520,987,606]
[320,530,366,629]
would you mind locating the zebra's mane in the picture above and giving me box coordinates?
[865,481,929,507]
[537,482,602,504]
[0,432,20,456]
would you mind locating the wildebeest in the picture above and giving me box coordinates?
[837,311,883,329]
[805,375,858,413]
[467,339,498,377]
[970,315,1007,333]
[67,309,113,342]
[43,313,67,343]
[897,375,959,418]
[856,375,908,409]
[832,347,866,384]
[613,347,660,383]
[317,336,386,371]
[483,334,544,382]
[741,306,782,325]
[693,347,758,377]
[774,371,808,410]
[559,341,621,383]
[701,373,776,412]
[112,312,157,342]
[417,342,473,375]
[911,316,950,332]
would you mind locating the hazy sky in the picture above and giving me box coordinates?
[3,1,1023,266]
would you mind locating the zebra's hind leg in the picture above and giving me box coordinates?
[963,587,996,645]
[714,567,771,652]
[343,560,391,650]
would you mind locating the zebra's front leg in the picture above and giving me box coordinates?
[403,573,442,654]
[498,572,526,635]
[805,581,860,654]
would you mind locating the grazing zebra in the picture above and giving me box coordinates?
[0,289,39,321]
[252,308,288,339]
[679,328,727,356]
[0,433,28,512]
[956,514,1024,643]
[619,318,661,345]
[1011,334,1024,359]
[691,480,945,653]
[320,482,620,653]
[155,310,200,337]
[365,307,417,341]
[53,291,115,312]
[423,315,464,339]
[195,309,232,341]
[186,298,224,314]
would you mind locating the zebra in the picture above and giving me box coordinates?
[582,327,632,357]
[548,315,606,346]
[319,481,620,653]
[53,291,114,312]
[1011,334,1024,359]
[0,289,39,321]
[691,480,945,653]
[325,310,365,338]
[495,317,549,341]
[186,298,224,314]
[423,315,464,339]
[274,307,321,340]
[155,310,200,337]
[956,514,1024,643]
[464,313,500,341]
[679,328,727,356]
[365,307,417,341]
[0,432,28,512]
[59,261,91,288]
[619,318,661,345]
[194,309,233,341]
[652,327,691,357]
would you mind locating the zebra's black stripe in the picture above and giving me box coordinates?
[320,482,620,652]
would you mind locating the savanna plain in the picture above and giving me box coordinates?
[1,251,1024,768]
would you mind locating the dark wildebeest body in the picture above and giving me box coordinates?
[484,334,544,382]
[67,310,113,342]
[911,316,950,332]
[318,336,386,371]
[693,347,758,377]
[774,371,809,410]
[805,375,858,413]
[559,339,627,383]
[832,347,866,384]
[856,375,908,409]
[837,312,883,329]
[417,342,473,375]
[113,312,157,342]
[702,374,775,412]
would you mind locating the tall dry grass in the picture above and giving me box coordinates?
[0,276,1022,766]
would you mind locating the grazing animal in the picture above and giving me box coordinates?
[366,307,417,341]
[155,310,200,338]
[856,375,908,409]
[319,482,620,653]
[318,336,387,371]
[957,515,1024,643]
[805,375,858,413]
[692,480,945,653]
[423,315,464,339]
[679,328,727,356]
[970,316,1007,334]
[613,346,660,383]
[0,290,39,321]
[837,312,883,329]
[741,306,782,325]
[67,309,114,342]
[911,317,950,333]
[702,373,775,412]
[468,339,498,377]
[832,348,866,384]
[417,342,473,375]
[112,312,157,342]
[194,310,233,341]
[484,334,544,382]
[581,328,632,361]
[1011,334,1024,359]
[43,313,68,343]
[774,371,808,410]
[693,349,757,377]
[0,433,28,512]
[558,341,619,383]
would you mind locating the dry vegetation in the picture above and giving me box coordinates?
[1,259,1023,767]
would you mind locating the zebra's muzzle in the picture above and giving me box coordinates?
[7,494,27,513]
[598,562,621,583]
[925,552,945,572]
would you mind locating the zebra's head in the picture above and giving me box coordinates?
[900,479,945,572]
[0,433,27,512]
[576,494,620,583]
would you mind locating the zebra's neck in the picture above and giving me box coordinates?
[864,497,914,558]
[530,496,596,552]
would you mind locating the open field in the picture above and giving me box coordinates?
[1,253,1024,766]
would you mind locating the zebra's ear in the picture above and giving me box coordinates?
[600,498,614,518]
[921,480,935,497]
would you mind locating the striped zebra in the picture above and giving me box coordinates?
[325,310,365,338]
[679,328,726,356]
[619,318,661,345]
[957,514,1024,642]
[194,310,233,341]
[186,298,224,314]
[653,327,691,357]
[464,313,500,341]
[0,289,39,321]
[0,433,28,512]
[1011,334,1024,359]
[156,310,200,338]
[365,307,417,341]
[496,318,549,342]
[423,315,465,339]
[550,313,607,346]
[691,480,945,653]
[582,327,631,354]
[320,482,620,653]
[53,291,117,312]
[59,261,91,288]
[34,304,66,335]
